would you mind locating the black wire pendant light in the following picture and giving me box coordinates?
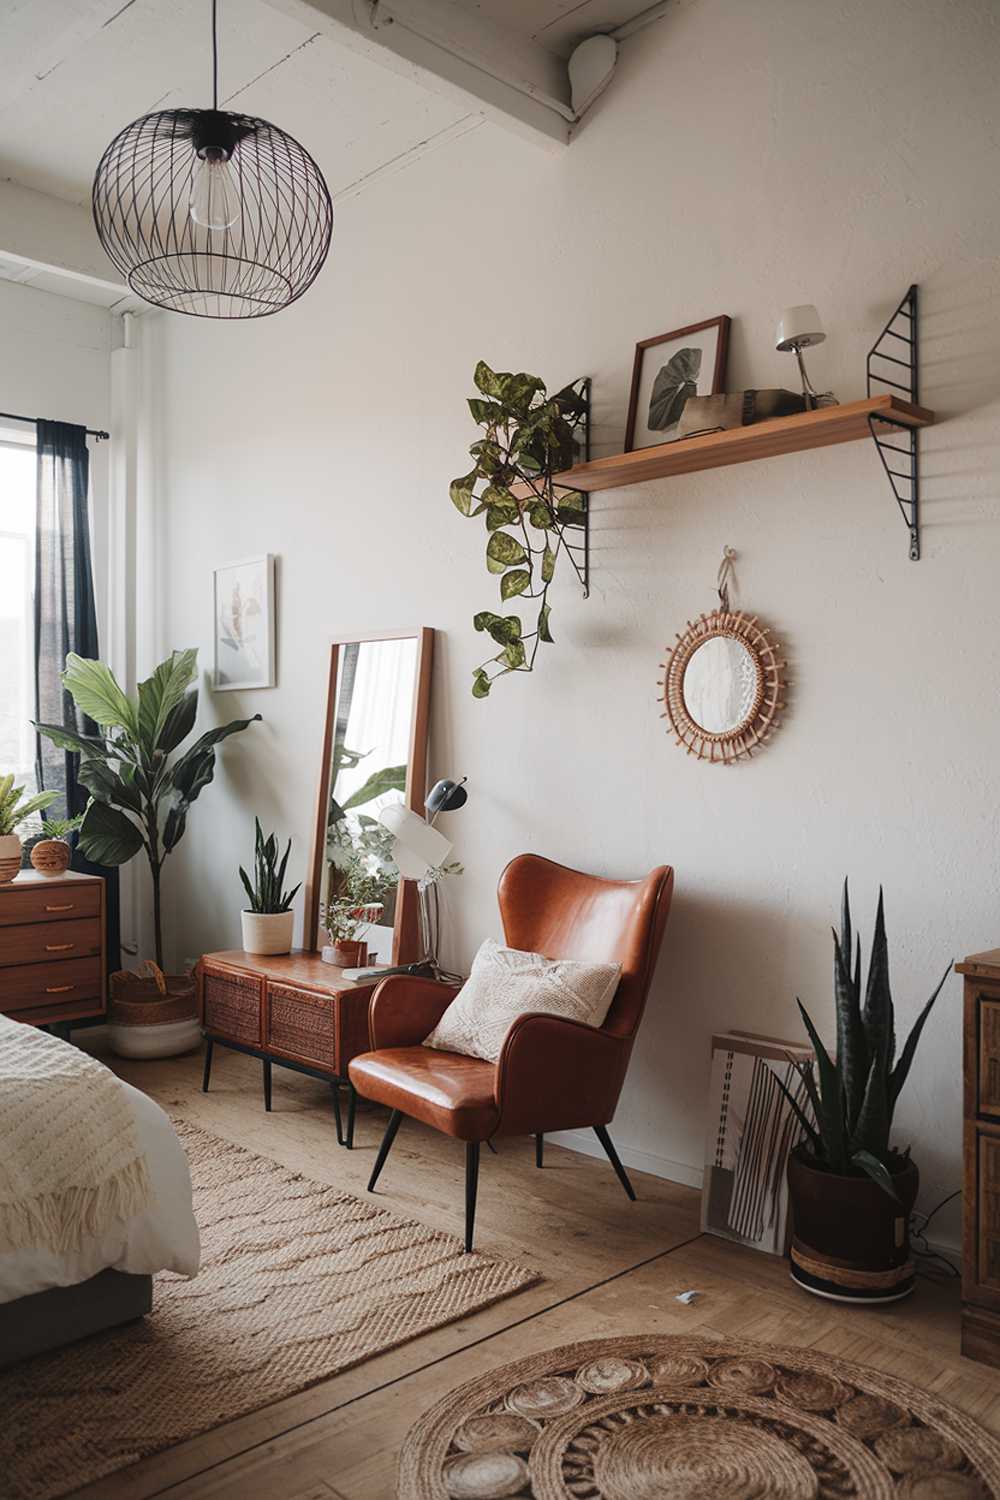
[92,0,333,319]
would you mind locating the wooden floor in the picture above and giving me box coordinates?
[70,1040,1000,1500]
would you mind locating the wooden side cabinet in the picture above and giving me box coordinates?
[0,870,106,1029]
[959,948,1000,1367]
[196,949,375,1147]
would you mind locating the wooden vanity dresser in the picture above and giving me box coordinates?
[0,870,106,1028]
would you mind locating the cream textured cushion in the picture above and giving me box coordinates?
[423,938,622,1064]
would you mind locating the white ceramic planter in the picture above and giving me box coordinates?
[0,833,22,884]
[241,908,294,955]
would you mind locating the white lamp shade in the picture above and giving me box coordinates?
[379,804,453,879]
[775,304,826,352]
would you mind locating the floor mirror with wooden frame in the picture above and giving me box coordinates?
[304,628,435,968]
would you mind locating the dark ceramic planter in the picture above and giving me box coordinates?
[787,1144,919,1303]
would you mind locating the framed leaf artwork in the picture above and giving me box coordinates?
[624,315,731,451]
[212,553,276,690]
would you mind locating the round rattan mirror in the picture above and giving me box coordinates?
[658,552,785,764]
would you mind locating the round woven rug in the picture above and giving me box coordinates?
[398,1334,1000,1499]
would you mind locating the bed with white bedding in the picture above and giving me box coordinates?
[0,1017,199,1362]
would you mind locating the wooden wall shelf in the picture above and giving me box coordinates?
[549,395,934,494]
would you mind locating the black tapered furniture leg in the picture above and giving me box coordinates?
[346,1084,357,1150]
[465,1141,481,1253]
[535,1133,544,1168]
[263,1058,272,1113]
[593,1124,636,1201]
[332,1081,344,1144]
[201,1039,214,1093]
[368,1109,402,1192]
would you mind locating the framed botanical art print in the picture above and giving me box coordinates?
[625,314,731,451]
[212,554,276,691]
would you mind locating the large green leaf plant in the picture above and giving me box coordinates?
[450,362,587,697]
[775,881,951,1200]
[35,651,259,969]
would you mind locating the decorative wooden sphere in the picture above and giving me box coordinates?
[30,838,73,875]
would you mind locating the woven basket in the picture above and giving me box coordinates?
[109,961,197,1027]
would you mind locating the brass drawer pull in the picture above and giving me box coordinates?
[45,984,74,994]
[45,943,74,952]
[44,903,74,912]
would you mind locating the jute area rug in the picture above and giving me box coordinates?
[399,1333,1000,1498]
[4,1117,539,1500]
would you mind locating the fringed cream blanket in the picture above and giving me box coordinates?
[0,1015,152,1257]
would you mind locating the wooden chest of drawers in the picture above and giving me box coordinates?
[197,950,375,1146]
[0,870,106,1027]
[960,948,1000,1366]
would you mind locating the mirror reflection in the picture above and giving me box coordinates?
[322,637,418,965]
[682,635,759,735]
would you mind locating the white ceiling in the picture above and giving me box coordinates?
[0,0,657,211]
[0,0,474,207]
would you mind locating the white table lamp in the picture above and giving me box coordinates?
[775,305,834,409]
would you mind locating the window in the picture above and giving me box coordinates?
[0,435,36,785]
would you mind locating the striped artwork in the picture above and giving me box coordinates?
[701,1031,814,1256]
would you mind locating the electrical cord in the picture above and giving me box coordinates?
[910,1188,961,1282]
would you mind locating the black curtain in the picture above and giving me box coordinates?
[34,419,120,968]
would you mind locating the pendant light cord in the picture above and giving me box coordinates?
[211,0,219,110]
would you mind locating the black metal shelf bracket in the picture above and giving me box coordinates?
[867,283,921,560]
[560,375,591,598]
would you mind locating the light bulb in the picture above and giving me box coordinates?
[189,149,240,231]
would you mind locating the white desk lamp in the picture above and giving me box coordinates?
[775,305,837,409]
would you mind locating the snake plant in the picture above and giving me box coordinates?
[239,819,301,914]
[776,881,951,1200]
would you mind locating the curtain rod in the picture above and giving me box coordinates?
[0,410,110,441]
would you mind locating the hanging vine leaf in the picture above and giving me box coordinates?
[538,603,554,642]
[541,545,556,583]
[472,668,491,698]
[486,532,527,573]
[529,501,554,529]
[486,502,519,532]
[502,640,526,669]
[450,472,477,515]
[501,569,531,600]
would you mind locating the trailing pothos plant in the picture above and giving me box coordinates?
[35,651,259,970]
[450,362,587,697]
[774,881,951,1201]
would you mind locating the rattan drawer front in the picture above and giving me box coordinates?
[0,957,102,1013]
[202,969,262,1046]
[981,999,1000,1118]
[0,882,101,928]
[267,982,337,1071]
[0,918,102,969]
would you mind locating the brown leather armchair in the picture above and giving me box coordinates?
[348,854,673,1251]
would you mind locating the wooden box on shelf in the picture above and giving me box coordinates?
[196,949,377,1147]
[959,947,1000,1367]
[0,870,106,1027]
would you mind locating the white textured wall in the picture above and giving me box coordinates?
[148,0,1000,1249]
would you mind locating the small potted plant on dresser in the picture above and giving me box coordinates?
[0,776,57,882]
[322,850,384,968]
[239,819,301,955]
[29,814,83,875]
[776,882,951,1304]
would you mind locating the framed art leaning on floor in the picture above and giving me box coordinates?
[702,1029,813,1256]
